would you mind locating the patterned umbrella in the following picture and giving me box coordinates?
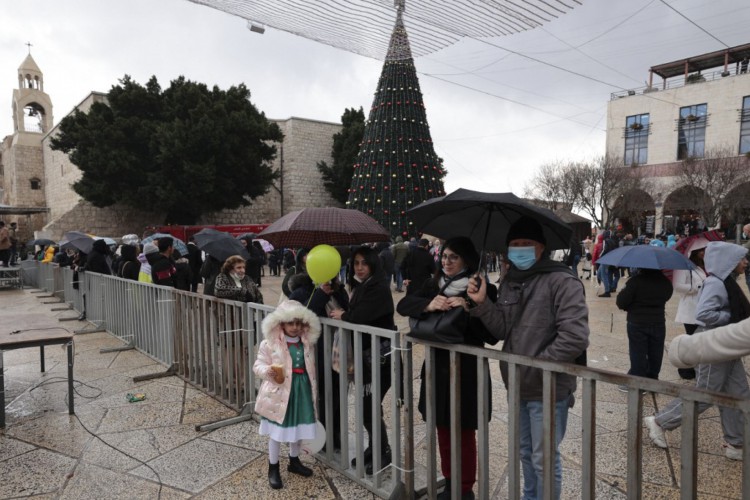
[674,230,724,256]
[258,207,390,248]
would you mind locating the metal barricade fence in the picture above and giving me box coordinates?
[405,336,750,500]
[20,260,39,288]
[62,266,84,312]
[26,261,750,499]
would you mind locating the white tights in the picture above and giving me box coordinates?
[268,439,302,465]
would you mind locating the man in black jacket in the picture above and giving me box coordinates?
[150,237,177,287]
[616,268,673,386]
[186,236,203,292]
[84,239,112,275]
[401,238,436,295]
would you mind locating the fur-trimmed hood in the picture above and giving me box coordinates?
[260,300,321,345]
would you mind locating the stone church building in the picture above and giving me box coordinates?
[0,53,342,243]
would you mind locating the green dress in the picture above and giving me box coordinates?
[259,340,316,442]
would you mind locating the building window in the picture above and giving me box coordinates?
[30,178,41,190]
[625,113,649,165]
[740,96,750,154]
[677,104,707,159]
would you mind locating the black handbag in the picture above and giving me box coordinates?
[408,278,469,344]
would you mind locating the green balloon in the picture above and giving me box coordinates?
[306,244,342,284]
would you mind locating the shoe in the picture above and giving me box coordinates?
[437,479,451,500]
[598,292,611,298]
[288,456,313,476]
[268,462,283,489]
[365,445,392,475]
[351,446,373,468]
[644,416,667,448]
[678,368,696,380]
[723,443,743,461]
[395,289,403,293]
[77,313,87,321]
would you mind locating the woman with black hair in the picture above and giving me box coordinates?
[328,245,395,474]
[397,237,496,500]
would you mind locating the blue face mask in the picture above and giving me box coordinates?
[507,246,537,270]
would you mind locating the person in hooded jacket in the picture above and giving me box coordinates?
[171,249,192,291]
[671,243,708,379]
[200,254,222,296]
[328,245,397,474]
[138,243,158,284]
[186,236,203,292]
[397,236,497,499]
[118,244,141,281]
[84,239,112,275]
[288,268,350,451]
[645,241,750,461]
[282,248,308,298]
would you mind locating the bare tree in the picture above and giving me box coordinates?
[568,155,652,228]
[675,146,750,228]
[523,161,578,211]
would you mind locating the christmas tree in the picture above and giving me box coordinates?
[346,2,446,239]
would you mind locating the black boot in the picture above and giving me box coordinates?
[437,479,451,500]
[351,446,373,468]
[268,462,283,489]
[365,444,392,475]
[288,456,313,477]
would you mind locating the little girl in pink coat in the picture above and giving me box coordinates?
[253,300,321,489]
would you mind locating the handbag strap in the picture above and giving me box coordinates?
[438,270,470,295]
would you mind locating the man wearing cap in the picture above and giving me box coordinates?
[468,216,589,500]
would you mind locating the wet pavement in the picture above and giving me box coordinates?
[1,272,746,499]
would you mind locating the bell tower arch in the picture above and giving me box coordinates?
[13,52,53,134]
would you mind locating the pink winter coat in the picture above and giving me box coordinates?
[253,300,321,424]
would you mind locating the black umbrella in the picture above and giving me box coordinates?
[62,231,96,254]
[27,238,56,248]
[193,228,250,262]
[408,189,573,251]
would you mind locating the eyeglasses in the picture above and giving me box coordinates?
[284,319,307,327]
[441,253,460,263]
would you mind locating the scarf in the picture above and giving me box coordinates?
[438,270,470,297]
[724,274,750,324]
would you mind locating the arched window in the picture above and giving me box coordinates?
[30,178,41,190]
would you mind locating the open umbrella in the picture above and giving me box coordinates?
[141,233,188,256]
[63,231,96,254]
[596,245,694,270]
[258,207,390,248]
[255,239,274,252]
[674,230,724,256]
[407,189,573,251]
[193,228,250,262]
[27,238,56,248]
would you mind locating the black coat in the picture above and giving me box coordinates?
[84,240,111,275]
[186,243,203,285]
[397,277,497,429]
[616,269,673,324]
[401,247,435,294]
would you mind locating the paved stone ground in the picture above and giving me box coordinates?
[1,271,746,499]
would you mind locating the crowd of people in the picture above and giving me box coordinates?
[15,220,750,498]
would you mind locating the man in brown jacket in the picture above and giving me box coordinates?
[0,221,11,267]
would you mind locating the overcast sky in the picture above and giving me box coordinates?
[1,0,748,199]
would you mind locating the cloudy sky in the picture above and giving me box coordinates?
[1,0,748,198]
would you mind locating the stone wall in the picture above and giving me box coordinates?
[198,116,343,224]
[42,200,161,241]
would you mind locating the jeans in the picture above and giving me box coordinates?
[394,266,404,291]
[607,265,620,291]
[519,397,570,500]
[626,321,666,379]
[597,265,609,292]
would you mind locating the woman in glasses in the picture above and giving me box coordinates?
[397,236,496,500]
[329,245,396,475]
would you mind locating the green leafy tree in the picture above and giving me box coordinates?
[317,107,365,204]
[50,75,282,224]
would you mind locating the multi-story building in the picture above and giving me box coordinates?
[606,42,750,235]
